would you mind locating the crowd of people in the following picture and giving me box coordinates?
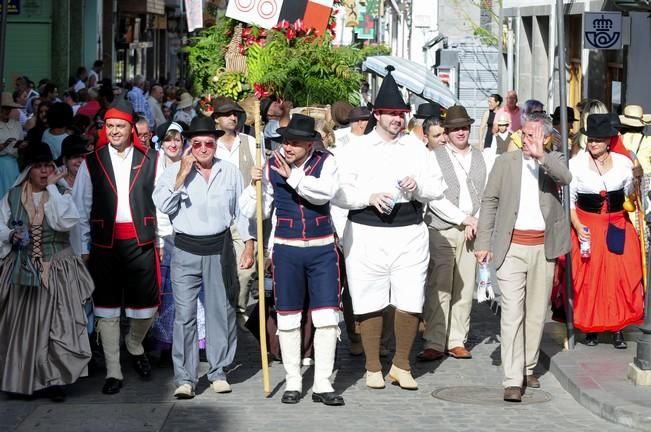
[0,64,647,407]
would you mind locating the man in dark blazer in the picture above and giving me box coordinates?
[475,112,572,402]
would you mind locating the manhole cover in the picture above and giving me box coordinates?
[432,386,552,405]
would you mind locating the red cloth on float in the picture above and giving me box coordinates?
[609,135,632,160]
[566,206,644,332]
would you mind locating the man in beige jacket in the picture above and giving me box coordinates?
[475,112,571,403]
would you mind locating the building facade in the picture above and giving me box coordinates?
[500,0,651,114]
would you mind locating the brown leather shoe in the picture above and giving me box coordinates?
[447,346,472,359]
[525,375,540,388]
[416,348,445,362]
[504,386,522,402]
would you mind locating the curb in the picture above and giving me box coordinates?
[539,333,651,431]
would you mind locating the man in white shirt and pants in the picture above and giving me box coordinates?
[336,66,443,390]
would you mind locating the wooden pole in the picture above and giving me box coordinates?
[635,178,647,290]
[254,99,271,396]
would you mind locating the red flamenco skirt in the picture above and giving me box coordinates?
[568,208,644,332]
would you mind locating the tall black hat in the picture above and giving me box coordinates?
[373,66,410,112]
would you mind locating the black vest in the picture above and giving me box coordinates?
[86,145,158,248]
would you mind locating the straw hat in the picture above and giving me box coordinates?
[176,92,194,110]
[619,105,651,128]
[1,92,22,109]
[496,113,510,126]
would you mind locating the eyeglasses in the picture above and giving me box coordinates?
[191,141,216,149]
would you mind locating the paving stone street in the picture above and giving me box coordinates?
[0,303,631,432]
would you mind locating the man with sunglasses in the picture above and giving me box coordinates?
[153,116,253,400]
[72,100,160,395]
[240,113,344,406]
[212,98,258,319]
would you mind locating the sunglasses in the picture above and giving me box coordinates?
[191,141,216,149]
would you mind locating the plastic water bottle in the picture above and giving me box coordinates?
[580,227,591,258]
[386,181,404,214]
[12,220,29,247]
[478,261,491,292]
[264,275,273,298]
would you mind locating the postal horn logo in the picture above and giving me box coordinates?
[586,15,620,48]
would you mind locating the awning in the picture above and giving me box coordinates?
[362,55,458,108]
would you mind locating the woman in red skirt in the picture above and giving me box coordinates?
[569,113,644,349]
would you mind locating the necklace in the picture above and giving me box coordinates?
[592,152,610,166]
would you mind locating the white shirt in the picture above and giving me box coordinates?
[334,129,444,211]
[216,133,257,169]
[569,151,633,208]
[514,154,546,230]
[239,151,339,221]
[0,184,80,258]
[428,145,478,225]
[149,96,166,127]
[72,145,155,255]
[73,80,86,92]
[484,131,511,173]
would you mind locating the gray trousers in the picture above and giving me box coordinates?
[171,247,237,387]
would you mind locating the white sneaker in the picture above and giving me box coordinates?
[302,357,314,366]
[211,379,232,393]
[174,383,195,399]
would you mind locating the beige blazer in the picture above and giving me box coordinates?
[475,150,572,270]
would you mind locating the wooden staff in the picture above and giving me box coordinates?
[254,99,271,395]
[635,180,648,290]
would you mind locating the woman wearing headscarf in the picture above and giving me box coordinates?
[0,143,93,401]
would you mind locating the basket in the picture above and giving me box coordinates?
[225,24,248,75]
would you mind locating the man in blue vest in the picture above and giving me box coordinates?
[72,100,160,395]
[240,114,344,406]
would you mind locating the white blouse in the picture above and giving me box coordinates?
[569,151,633,209]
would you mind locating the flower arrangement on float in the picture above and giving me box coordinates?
[184,2,389,108]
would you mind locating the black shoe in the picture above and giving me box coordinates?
[47,385,66,402]
[614,331,627,349]
[131,353,152,380]
[281,390,301,404]
[102,378,123,395]
[585,333,598,347]
[312,392,345,406]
